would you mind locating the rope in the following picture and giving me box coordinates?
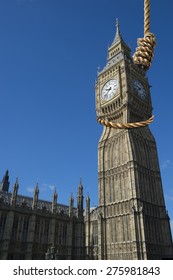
[97,115,154,129]
[133,0,156,70]
[144,0,150,35]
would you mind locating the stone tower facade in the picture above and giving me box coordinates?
[94,20,173,260]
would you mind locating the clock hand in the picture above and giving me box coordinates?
[135,85,141,90]
[106,87,111,91]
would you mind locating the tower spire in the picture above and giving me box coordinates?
[106,18,131,64]
[111,18,123,46]
[52,188,58,213]
[116,18,119,33]
[0,170,10,192]
[69,192,74,217]
[77,178,84,219]
[32,182,39,210]
[11,178,19,206]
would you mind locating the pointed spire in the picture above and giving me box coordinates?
[35,181,39,192]
[13,178,19,193]
[69,192,74,206]
[4,170,9,181]
[116,18,120,32]
[0,170,10,192]
[11,178,19,206]
[111,18,123,46]
[78,177,83,190]
[32,181,39,210]
[77,177,83,200]
[106,19,131,64]
[79,177,82,186]
[52,188,58,213]
[69,192,74,217]
[85,194,90,223]
[53,187,57,200]
[86,194,90,211]
[77,178,84,219]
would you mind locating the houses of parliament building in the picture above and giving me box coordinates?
[0,16,173,260]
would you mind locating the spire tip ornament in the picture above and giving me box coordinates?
[116,18,119,31]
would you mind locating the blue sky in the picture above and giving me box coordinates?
[0,0,172,228]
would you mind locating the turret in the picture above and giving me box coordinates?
[69,193,74,217]
[32,182,39,210]
[52,188,57,213]
[77,178,84,217]
[85,194,91,258]
[86,194,90,216]
[0,170,10,192]
[75,178,85,258]
[11,178,19,206]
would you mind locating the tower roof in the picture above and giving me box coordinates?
[111,18,124,47]
[98,19,131,75]
[34,181,39,195]
[53,187,57,198]
[78,177,83,189]
[14,177,19,188]
[0,170,10,192]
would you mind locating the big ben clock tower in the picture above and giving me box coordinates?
[95,1,173,260]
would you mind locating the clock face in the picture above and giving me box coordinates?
[133,79,146,100]
[101,79,118,101]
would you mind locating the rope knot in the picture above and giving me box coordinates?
[133,33,156,70]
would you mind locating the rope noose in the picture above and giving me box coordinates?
[133,0,156,70]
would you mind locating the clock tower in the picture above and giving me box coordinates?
[95,19,173,259]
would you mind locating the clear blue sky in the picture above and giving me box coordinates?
[0,0,172,227]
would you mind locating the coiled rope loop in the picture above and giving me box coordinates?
[133,33,156,70]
